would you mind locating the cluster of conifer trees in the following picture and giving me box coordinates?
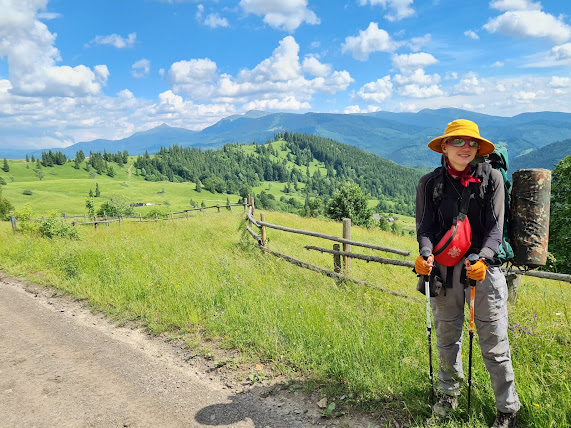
[132,132,421,215]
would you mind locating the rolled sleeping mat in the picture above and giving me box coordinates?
[510,168,551,269]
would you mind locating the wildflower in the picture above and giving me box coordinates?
[533,403,540,408]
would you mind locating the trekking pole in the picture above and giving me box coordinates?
[465,253,479,418]
[422,250,434,405]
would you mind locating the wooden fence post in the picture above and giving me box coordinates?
[243,198,247,212]
[260,213,267,246]
[217,203,221,213]
[251,197,255,218]
[343,218,351,274]
[506,272,521,304]
[155,213,158,222]
[10,216,17,232]
[94,215,98,230]
[139,213,142,222]
[333,243,341,273]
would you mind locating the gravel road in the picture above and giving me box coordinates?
[0,275,381,428]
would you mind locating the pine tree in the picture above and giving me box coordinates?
[95,182,100,197]
[2,158,9,173]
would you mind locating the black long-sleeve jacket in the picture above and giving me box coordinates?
[415,166,505,262]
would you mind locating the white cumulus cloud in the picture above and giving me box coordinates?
[0,0,108,97]
[549,76,570,88]
[484,10,571,44]
[166,36,352,111]
[342,22,400,61]
[392,52,438,71]
[90,32,137,49]
[454,72,485,94]
[354,76,393,103]
[489,0,542,11]
[239,0,319,32]
[393,69,441,86]
[132,59,150,78]
[302,56,331,77]
[464,30,479,40]
[551,43,571,60]
[397,84,444,98]
[358,0,415,22]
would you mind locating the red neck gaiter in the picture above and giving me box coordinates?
[447,164,481,187]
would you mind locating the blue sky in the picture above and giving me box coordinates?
[0,0,570,150]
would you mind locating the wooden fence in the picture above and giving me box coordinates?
[9,196,571,292]
[10,202,247,231]
[242,197,571,302]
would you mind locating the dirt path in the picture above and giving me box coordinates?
[0,275,380,428]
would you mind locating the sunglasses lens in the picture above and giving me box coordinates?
[450,138,479,148]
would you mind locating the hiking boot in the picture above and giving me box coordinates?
[432,393,458,417]
[491,411,517,428]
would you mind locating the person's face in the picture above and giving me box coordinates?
[441,136,479,171]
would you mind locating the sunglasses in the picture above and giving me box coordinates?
[447,138,479,148]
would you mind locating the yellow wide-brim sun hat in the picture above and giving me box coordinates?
[428,119,495,155]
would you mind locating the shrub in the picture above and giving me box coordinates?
[23,189,33,195]
[0,196,13,220]
[12,204,36,232]
[38,213,79,239]
[145,207,166,219]
[326,182,373,227]
[96,196,134,217]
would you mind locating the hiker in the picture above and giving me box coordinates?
[415,119,520,427]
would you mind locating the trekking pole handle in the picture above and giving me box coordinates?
[466,253,479,334]
[465,253,479,287]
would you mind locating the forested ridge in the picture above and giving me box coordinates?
[132,132,423,215]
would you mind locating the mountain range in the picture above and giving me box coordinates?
[2,108,570,170]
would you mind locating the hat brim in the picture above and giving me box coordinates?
[428,133,495,155]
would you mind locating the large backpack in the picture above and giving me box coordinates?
[486,146,514,264]
[432,146,514,265]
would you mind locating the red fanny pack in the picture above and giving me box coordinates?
[433,216,472,266]
[433,184,473,267]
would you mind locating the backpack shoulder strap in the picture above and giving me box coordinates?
[431,166,446,208]
[472,161,492,202]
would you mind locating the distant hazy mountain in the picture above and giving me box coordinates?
[2,108,570,169]
[511,138,571,172]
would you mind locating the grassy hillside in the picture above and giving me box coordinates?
[0,135,420,219]
[0,158,239,216]
[0,210,568,427]
[511,138,571,172]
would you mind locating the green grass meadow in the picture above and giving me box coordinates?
[0,159,241,215]
[0,206,569,427]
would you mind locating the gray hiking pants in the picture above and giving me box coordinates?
[431,260,521,414]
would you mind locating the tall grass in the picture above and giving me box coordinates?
[0,210,568,427]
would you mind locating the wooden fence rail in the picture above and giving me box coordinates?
[244,204,571,293]
[257,219,410,256]
[11,202,247,231]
